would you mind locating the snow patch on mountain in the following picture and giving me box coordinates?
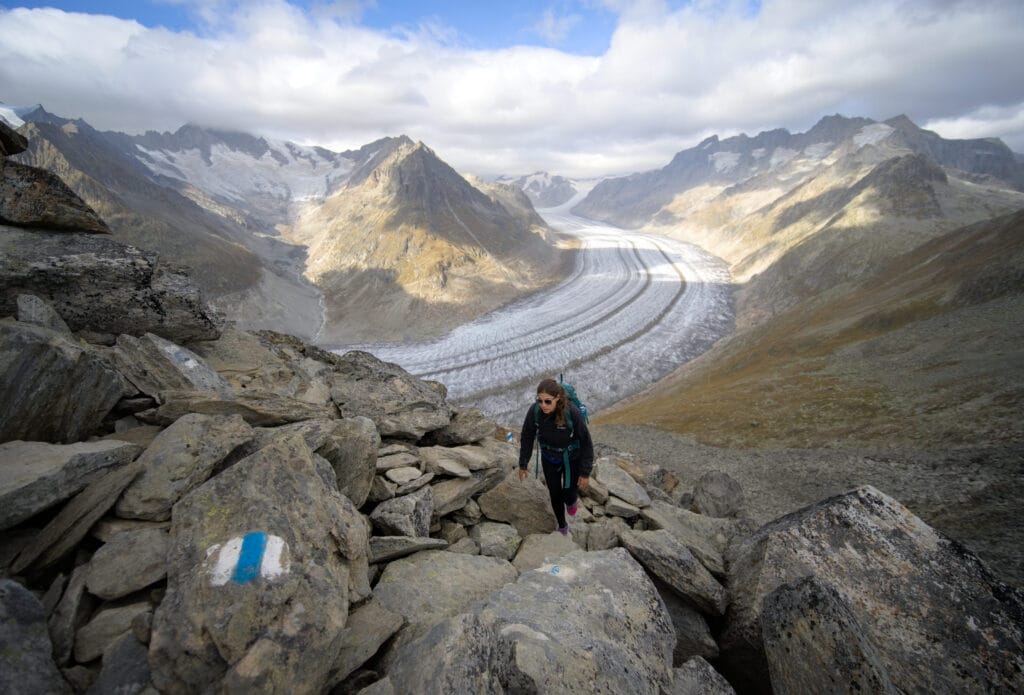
[854,123,895,147]
[135,140,354,203]
[710,151,741,173]
[0,103,24,128]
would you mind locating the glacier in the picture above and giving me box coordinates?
[338,201,734,427]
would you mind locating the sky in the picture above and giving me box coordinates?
[1,0,1022,178]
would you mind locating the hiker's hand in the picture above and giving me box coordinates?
[578,476,589,490]
[518,469,528,482]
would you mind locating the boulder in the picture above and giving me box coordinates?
[640,500,736,576]
[0,226,222,343]
[369,536,448,564]
[372,550,517,660]
[586,516,629,551]
[761,575,899,695]
[327,600,405,688]
[469,521,521,561]
[251,417,379,507]
[136,389,336,427]
[476,471,556,537]
[420,408,496,446]
[370,486,434,537]
[0,439,141,530]
[389,549,674,693]
[605,495,641,518]
[48,565,96,666]
[446,538,479,555]
[330,350,452,439]
[74,602,152,663]
[0,579,69,694]
[620,529,728,616]
[189,326,333,405]
[84,527,170,600]
[0,160,109,233]
[0,320,128,444]
[116,413,253,521]
[719,485,1024,694]
[149,434,369,694]
[692,471,744,518]
[16,293,71,333]
[90,517,170,543]
[667,657,736,695]
[12,461,144,574]
[653,578,720,666]
[511,532,580,572]
[593,458,651,508]
[111,333,232,398]
[86,632,151,695]
[430,465,509,518]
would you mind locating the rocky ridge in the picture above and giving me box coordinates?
[2,122,1022,694]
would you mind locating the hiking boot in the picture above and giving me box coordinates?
[567,502,578,517]
[558,525,569,536]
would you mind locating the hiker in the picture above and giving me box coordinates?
[518,378,595,536]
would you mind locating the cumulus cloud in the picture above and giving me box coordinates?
[0,0,1022,178]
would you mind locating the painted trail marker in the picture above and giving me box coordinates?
[207,532,289,586]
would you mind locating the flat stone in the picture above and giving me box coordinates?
[0,439,141,530]
[620,529,728,616]
[74,602,151,664]
[385,466,422,484]
[369,536,448,564]
[593,458,651,508]
[605,496,641,519]
[511,532,580,572]
[85,528,170,600]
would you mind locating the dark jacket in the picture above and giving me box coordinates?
[518,403,594,478]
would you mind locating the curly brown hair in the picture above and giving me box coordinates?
[536,378,567,426]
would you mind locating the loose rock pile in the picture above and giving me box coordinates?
[2,121,1022,694]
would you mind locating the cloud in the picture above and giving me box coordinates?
[533,8,582,44]
[0,0,1022,178]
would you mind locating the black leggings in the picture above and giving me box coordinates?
[541,456,581,528]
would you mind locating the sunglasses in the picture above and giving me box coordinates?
[536,397,558,405]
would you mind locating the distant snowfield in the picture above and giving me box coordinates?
[340,203,734,426]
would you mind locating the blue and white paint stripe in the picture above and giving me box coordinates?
[206,532,289,586]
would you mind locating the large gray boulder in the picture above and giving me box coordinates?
[511,532,580,572]
[640,500,736,576]
[469,521,521,560]
[116,413,254,521]
[111,332,232,398]
[593,457,652,508]
[420,408,496,446]
[0,439,141,530]
[16,293,71,333]
[476,471,556,537]
[389,548,675,694]
[667,657,736,695]
[0,226,222,342]
[189,326,334,405]
[0,319,128,444]
[692,470,745,518]
[0,160,109,233]
[719,485,1024,694]
[430,465,509,518]
[253,417,379,507]
[370,486,434,537]
[372,550,517,660]
[12,461,144,574]
[760,575,899,695]
[0,579,70,695]
[330,350,452,439]
[136,389,336,427]
[84,527,170,600]
[620,529,728,616]
[149,434,369,694]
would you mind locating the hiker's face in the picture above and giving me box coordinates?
[537,393,558,414]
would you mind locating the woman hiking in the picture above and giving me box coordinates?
[517,378,595,535]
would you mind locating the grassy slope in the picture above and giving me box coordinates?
[598,209,1024,448]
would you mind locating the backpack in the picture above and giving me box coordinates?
[531,374,588,488]
[558,373,589,423]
